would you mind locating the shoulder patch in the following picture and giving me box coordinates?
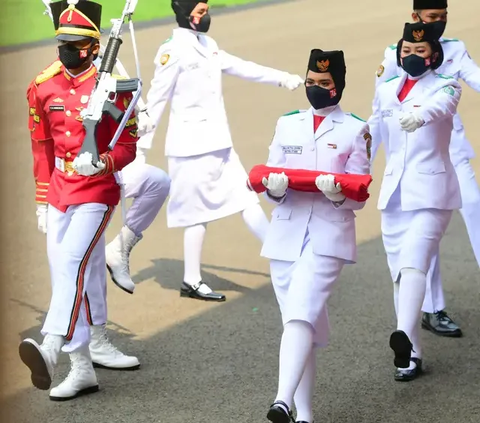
[385,75,400,83]
[283,110,301,116]
[388,43,397,50]
[436,74,454,79]
[348,113,366,122]
[35,60,63,85]
[441,38,459,43]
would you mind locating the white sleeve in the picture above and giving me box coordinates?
[367,88,384,164]
[219,49,289,86]
[136,47,180,150]
[458,42,480,92]
[335,123,371,211]
[419,80,462,126]
[264,119,288,204]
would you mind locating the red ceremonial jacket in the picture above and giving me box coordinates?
[28,61,138,212]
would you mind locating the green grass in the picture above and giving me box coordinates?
[0,0,261,47]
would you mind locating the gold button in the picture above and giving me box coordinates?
[66,110,71,116]
[66,131,71,137]
[70,89,75,95]
[66,152,72,158]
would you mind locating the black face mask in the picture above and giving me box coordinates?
[306,86,340,110]
[190,13,211,32]
[58,43,93,69]
[401,54,432,77]
[417,15,447,38]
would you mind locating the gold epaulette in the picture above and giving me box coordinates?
[35,60,63,85]
[112,74,128,80]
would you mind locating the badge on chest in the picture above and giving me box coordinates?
[381,109,393,118]
[49,105,65,112]
[282,145,303,155]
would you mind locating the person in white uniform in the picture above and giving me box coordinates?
[372,0,480,338]
[136,0,304,302]
[369,21,462,381]
[261,49,371,423]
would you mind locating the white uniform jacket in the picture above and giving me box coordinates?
[371,37,480,165]
[137,27,292,157]
[260,106,371,263]
[370,71,462,211]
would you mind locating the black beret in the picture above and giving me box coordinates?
[402,21,442,43]
[308,49,345,74]
[413,0,447,9]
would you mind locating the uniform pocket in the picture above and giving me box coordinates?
[273,208,292,220]
[416,161,446,175]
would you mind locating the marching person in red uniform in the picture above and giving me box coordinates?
[20,0,138,401]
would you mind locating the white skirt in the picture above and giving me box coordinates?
[166,147,259,228]
[381,205,453,282]
[270,231,345,348]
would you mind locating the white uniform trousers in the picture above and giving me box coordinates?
[42,203,114,353]
[422,159,480,312]
[119,163,171,235]
[270,230,345,348]
[381,188,453,282]
[166,147,259,228]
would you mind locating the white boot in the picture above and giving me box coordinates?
[106,226,142,294]
[49,345,99,401]
[89,324,140,370]
[19,334,64,390]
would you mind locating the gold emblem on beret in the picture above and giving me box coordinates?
[412,29,424,42]
[160,54,170,66]
[316,59,329,72]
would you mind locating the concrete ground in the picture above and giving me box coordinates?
[1,0,479,422]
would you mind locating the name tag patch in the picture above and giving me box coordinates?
[381,109,393,118]
[282,145,303,154]
[49,105,65,112]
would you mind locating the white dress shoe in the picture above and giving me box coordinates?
[19,334,64,390]
[106,226,142,294]
[49,345,99,401]
[89,324,140,370]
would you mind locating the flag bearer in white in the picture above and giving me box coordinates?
[260,49,371,423]
[372,0,480,338]
[368,21,462,382]
[136,0,305,302]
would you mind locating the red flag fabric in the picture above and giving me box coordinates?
[247,165,373,202]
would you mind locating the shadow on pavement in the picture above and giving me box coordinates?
[3,213,480,423]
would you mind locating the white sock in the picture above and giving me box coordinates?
[275,320,314,410]
[293,348,316,423]
[393,282,399,317]
[184,224,212,294]
[242,204,269,242]
[397,268,426,359]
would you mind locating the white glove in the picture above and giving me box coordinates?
[36,204,47,234]
[399,111,424,133]
[137,109,156,137]
[262,172,289,198]
[72,152,106,176]
[315,174,346,202]
[280,74,304,91]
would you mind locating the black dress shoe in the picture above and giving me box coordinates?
[394,357,423,382]
[296,421,314,423]
[389,330,413,369]
[422,310,462,338]
[180,282,226,302]
[267,400,294,423]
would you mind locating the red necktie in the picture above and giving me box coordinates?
[314,115,325,133]
[398,78,418,102]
